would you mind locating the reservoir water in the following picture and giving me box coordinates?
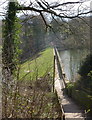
[59,49,90,81]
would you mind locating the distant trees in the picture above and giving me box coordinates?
[66,17,90,48]
[20,15,46,61]
[20,15,90,60]
[49,16,90,50]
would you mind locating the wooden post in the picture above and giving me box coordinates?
[53,48,56,93]
[53,55,55,92]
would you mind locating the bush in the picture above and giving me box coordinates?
[66,82,74,97]
[78,53,92,92]
[78,54,92,77]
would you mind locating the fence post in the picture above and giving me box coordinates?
[53,54,55,93]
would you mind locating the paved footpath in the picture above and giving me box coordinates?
[55,59,85,120]
[0,85,2,120]
[0,92,1,120]
[0,84,1,119]
[0,62,2,119]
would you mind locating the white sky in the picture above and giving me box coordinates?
[0,0,91,19]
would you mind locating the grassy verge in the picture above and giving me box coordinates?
[19,47,54,81]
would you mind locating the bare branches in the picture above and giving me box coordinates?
[17,0,91,19]
[39,12,48,29]
[46,1,83,9]
[0,0,91,21]
[17,6,92,19]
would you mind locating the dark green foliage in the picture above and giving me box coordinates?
[66,82,74,97]
[78,54,92,77]
[76,53,92,93]
[2,1,20,74]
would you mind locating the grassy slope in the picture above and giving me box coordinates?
[19,47,54,81]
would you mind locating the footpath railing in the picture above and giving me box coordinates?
[54,47,67,88]
[54,47,66,120]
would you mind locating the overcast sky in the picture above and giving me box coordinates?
[0,0,91,19]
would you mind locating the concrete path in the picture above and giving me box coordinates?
[0,85,1,120]
[55,59,85,119]
[0,51,2,119]
[0,95,2,120]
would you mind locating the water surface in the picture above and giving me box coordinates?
[59,49,90,81]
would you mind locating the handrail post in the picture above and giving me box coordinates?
[53,51,56,93]
[55,48,67,87]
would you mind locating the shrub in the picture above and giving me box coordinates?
[78,54,92,77]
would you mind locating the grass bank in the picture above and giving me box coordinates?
[19,47,54,81]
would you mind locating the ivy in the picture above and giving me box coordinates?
[2,1,21,74]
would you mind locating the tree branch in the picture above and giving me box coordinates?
[47,1,83,9]
[17,1,92,19]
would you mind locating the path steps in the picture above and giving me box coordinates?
[55,59,85,120]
